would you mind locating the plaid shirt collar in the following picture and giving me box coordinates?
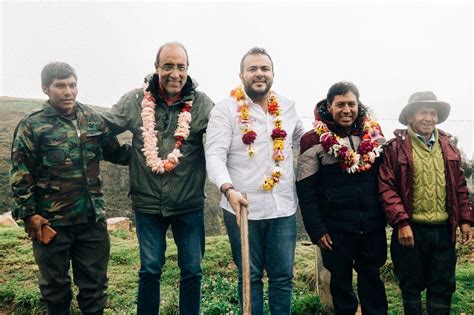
[415,131,436,149]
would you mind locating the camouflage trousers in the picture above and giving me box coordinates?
[32,218,110,314]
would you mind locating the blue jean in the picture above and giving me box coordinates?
[223,210,297,315]
[135,210,205,315]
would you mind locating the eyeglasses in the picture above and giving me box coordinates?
[159,64,188,73]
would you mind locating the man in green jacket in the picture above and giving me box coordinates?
[10,62,130,314]
[102,42,214,314]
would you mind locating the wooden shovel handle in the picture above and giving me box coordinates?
[240,192,251,314]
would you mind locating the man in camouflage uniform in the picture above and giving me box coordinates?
[10,62,130,315]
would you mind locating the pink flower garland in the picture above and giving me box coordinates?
[314,118,383,173]
[141,84,192,174]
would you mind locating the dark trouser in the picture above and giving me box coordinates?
[320,229,388,315]
[32,219,110,315]
[135,210,205,315]
[391,224,456,315]
[223,210,297,315]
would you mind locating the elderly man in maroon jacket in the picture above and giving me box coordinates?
[378,91,473,315]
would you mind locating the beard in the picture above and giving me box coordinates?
[243,80,272,100]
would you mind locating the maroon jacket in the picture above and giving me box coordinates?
[378,128,473,241]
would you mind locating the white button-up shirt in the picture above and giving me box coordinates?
[205,92,305,220]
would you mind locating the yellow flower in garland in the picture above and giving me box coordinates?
[247,146,256,157]
[314,120,329,135]
[272,167,282,181]
[273,138,284,150]
[273,152,285,162]
[370,120,379,128]
[240,106,250,121]
[231,85,287,191]
[274,119,282,129]
[262,167,283,190]
[262,178,275,191]
[233,87,245,99]
[262,178,275,190]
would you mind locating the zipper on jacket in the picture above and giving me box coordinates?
[340,129,356,151]
[64,115,93,212]
[356,182,364,234]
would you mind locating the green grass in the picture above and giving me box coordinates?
[0,227,320,314]
[1,227,472,314]
[375,230,473,314]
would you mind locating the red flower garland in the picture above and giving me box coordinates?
[314,118,383,173]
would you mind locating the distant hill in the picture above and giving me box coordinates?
[0,97,308,237]
[0,97,137,219]
[0,97,44,217]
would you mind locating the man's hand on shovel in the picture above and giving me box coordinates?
[227,189,248,226]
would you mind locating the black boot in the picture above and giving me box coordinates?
[402,299,422,315]
[427,301,450,315]
[83,309,104,315]
[46,302,71,315]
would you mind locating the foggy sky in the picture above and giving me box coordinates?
[1,1,472,155]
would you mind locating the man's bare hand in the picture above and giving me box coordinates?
[24,214,49,242]
[398,225,415,247]
[459,223,472,245]
[227,189,248,226]
[317,233,333,250]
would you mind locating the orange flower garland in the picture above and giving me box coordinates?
[141,83,192,174]
[230,86,287,191]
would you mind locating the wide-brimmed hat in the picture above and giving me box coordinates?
[399,91,450,125]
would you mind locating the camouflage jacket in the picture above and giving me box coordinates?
[10,101,130,226]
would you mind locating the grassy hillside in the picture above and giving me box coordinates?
[1,227,473,314]
[0,96,228,235]
[0,97,42,213]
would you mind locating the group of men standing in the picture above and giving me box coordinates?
[9,41,473,315]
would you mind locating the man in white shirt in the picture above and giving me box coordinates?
[205,47,305,314]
